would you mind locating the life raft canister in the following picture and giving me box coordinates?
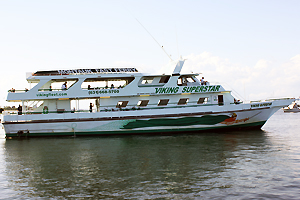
[43,106,49,114]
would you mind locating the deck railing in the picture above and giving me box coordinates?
[8,87,125,93]
[3,97,294,120]
[4,102,222,116]
[8,89,29,93]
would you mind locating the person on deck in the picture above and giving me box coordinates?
[89,103,94,113]
[18,105,22,115]
[61,82,67,90]
[200,77,207,85]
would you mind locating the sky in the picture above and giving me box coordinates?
[0,0,299,106]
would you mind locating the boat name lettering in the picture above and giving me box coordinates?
[58,69,92,74]
[182,85,221,93]
[88,90,119,95]
[36,92,67,97]
[251,102,272,107]
[58,68,138,74]
[155,87,179,94]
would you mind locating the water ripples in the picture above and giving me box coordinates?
[1,111,300,199]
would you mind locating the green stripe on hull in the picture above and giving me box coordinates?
[121,115,231,129]
[6,121,266,138]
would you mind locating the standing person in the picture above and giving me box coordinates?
[200,77,206,85]
[89,103,94,113]
[18,104,22,115]
[61,82,67,90]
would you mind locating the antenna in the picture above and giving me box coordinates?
[134,17,173,61]
[176,25,179,59]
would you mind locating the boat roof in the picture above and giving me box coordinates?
[33,67,139,76]
[27,60,199,81]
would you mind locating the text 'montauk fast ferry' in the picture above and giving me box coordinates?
[2,59,295,138]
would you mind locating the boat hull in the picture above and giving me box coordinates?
[283,109,300,113]
[5,121,267,138]
[3,99,291,138]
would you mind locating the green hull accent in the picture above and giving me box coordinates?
[6,121,266,138]
[122,115,231,129]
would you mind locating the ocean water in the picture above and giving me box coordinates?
[0,110,300,199]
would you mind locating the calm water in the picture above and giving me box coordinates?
[0,110,300,199]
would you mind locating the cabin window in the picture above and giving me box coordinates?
[137,100,149,107]
[178,98,189,105]
[213,96,218,102]
[141,78,153,84]
[158,99,169,106]
[177,76,197,86]
[187,77,196,83]
[177,77,184,86]
[197,97,209,104]
[159,76,170,83]
[139,76,170,87]
[117,101,129,108]
[82,77,134,90]
[39,79,78,91]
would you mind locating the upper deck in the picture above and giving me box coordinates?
[6,60,227,102]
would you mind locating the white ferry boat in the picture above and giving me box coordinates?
[2,59,295,138]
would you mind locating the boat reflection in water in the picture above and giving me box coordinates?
[4,131,271,199]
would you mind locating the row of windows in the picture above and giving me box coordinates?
[140,76,198,86]
[34,75,199,92]
[116,97,209,108]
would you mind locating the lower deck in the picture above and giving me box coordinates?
[3,98,294,138]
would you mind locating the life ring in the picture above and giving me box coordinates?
[43,106,49,114]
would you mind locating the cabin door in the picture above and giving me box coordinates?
[218,95,224,106]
